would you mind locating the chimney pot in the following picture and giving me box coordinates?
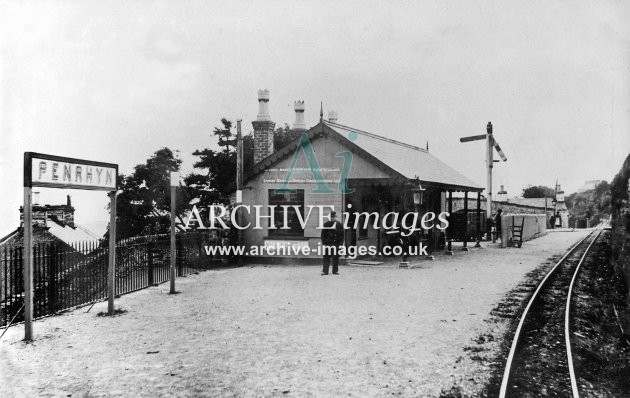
[257,89,271,121]
[293,101,306,131]
[497,185,507,201]
[328,110,338,123]
[252,89,275,163]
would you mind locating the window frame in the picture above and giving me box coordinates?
[268,189,305,238]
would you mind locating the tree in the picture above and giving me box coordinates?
[107,147,183,240]
[566,180,611,225]
[187,119,250,206]
[522,185,556,198]
[274,123,302,151]
[187,119,297,207]
[611,154,630,219]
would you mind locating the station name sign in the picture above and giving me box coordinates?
[24,152,118,191]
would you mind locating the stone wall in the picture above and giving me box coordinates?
[451,197,563,227]
[499,214,547,247]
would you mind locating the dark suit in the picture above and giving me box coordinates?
[321,219,344,274]
[494,212,503,240]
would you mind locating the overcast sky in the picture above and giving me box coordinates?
[1,0,629,238]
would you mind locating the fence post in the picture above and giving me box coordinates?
[18,246,24,301]
[176,236,183,277]
[2,247,6,326]
[48,244,57,313]
[147,241,154,286]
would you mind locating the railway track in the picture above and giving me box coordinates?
[498,226,605,398]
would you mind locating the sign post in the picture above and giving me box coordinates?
[170,171,179,294]
[23,185,33,341]
[108,191,117,315]
[23,152,118,339]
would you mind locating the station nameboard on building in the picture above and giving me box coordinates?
[24,152,118,191]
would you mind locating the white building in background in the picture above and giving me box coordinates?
[577,180,603,193]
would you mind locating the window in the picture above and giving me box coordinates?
[268,190,305,238]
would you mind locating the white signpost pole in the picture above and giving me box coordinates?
[236,119,243,267]
[170,171,179,294]
[108,191,117,314]
[23,186,33,341]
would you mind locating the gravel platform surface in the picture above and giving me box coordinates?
[0,230,591,397]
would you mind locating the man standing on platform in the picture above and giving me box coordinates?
[321,211,344,275]
[494,208,503,242]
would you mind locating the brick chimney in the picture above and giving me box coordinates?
[252,89,275,164]
[328,110,338,124]
[555,184,565,203]
[292,101,306,132]
[20,196,75,228]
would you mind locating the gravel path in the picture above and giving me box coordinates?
[0,230,590,397]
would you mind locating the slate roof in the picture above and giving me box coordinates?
[47,223,101,243]
[247,120,483,191]
[0,226,74,248]
[326,121,482,190]
[0,219,101,248]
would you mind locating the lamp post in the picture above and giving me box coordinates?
[412,181,427,254]
[411,181,425,211]
[400,180,425,267]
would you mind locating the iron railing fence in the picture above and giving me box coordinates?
[1,231,226,327]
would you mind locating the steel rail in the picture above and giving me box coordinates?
[498,229,597,398]
[564,226,604,397]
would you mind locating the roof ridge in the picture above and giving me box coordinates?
[324,120,427,152]
[75,224,101,239]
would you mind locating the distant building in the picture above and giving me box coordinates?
[0,194,100,248]
[452,184,569,228]
[496,185,508,202]
[577,180,603,193]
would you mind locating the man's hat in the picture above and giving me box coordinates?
[330,211,337,217]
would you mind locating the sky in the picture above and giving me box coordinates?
[1,0,629,239]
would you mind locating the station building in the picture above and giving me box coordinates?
[240,90,483,260]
